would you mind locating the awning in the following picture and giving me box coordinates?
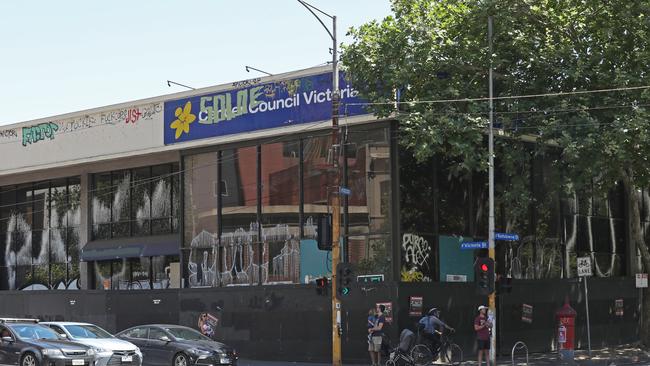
[81,234,180,261]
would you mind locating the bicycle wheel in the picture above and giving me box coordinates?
[384,360,396,366]
[441,343,463,365]
[411,344,433,366]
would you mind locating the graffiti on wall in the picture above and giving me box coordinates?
[15,103,162,148]
[401,233,432,282]
[0,129,17,139]
[22,122,59,146]
[186,223,301,288]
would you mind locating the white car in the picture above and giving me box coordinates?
[41,322,143,366]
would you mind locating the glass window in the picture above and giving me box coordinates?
[132,167,151,236]
[220,146,259,286]
[261,141,300,284]
[91,164,180,241]
[123,327,148,339]
[148,328,167,340]
[345,126,393,280]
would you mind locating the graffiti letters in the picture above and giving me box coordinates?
[22,122,58,146]
[402,233,430,267]
[125,108,142,124]
[0,129,17,139]
[231,78,261,88]
[198,86,264,124]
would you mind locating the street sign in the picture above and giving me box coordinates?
[339,187,351,196]
[495,232,519,241]
[460,241,488,250]
[357,274,384,283]
[577,256,592,277]
[636,273,648,288]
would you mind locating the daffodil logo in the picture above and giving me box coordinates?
[170,101,196,139]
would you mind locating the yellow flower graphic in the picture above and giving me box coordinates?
[170,101,196,139]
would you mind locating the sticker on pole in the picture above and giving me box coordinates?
[636,273,648,288]
[577,256,592,277]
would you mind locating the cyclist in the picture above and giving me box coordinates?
[418,307,455,356]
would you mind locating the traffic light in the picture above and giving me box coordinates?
[317,214,332,251]
[315,277,328,296]
[336,262,355,299]
[475,257,495,295]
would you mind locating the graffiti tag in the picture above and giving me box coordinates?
[402,233,430,267]
[22,122,59,146]
[0,129,17,139]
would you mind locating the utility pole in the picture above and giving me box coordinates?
[487,15,497,366]
[296,2,341,365]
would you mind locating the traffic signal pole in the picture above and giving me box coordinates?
[487,15,497,365]
[330,15,342,366]
[296,3,341,364]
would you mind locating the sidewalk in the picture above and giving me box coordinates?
[238,344,650,366]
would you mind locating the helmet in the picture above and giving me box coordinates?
[428,307,439,316]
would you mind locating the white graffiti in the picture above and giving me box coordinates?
[402,233,430,267]
[188,223,301,288]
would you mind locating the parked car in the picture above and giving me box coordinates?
[0,318,95,366]
[116,325,236,366]
[41,322,142,366]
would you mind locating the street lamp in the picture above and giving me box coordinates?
[296,1,342,365]
[166,80,195,90]
[244,66,273,76]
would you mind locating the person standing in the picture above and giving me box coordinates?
[474,305,492,366]
[367,306,385,366]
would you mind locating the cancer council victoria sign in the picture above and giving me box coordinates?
[163,72,367,145]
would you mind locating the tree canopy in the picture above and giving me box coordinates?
[341,0,650,344]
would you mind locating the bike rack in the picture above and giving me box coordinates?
[511,341,529,366]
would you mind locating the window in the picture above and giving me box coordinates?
[0,177,80,291]
[124,327,148,339]
[148,328,167,340]
[91,163,180,240]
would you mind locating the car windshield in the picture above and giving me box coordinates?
[163,327,209,341]
[12,325,59,340]
[65,324,114,339]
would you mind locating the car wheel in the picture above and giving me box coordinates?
[173,353,188,366]
[22,353,39,366]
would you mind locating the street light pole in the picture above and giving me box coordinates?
[488,15,497,366]
[297,2,341,365]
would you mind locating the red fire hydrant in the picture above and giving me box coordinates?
[555,298,577,361]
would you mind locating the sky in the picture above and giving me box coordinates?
[0,1,392,125]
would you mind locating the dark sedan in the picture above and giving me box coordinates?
[0,320,95,366]
[116,325,236,366]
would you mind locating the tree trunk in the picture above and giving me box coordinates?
[622,172,650,346]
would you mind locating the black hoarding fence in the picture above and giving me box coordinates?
[0,277,639,363]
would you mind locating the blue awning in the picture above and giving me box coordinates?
[81,235,180,261]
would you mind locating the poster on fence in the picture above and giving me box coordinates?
[522,304,533,323]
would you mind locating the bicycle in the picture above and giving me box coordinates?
[410,329,463,366]
[438,330,463,365]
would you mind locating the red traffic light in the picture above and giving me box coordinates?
[481,264,489,272]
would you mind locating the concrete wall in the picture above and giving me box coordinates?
[0,278,639,363]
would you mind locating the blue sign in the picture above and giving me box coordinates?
[339,187,351,196]
[460,241,488,250]
[495,233,519,241]
[164,72,367,145]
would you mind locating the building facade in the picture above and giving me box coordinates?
[0,66,398,292]
[0,66,640,361]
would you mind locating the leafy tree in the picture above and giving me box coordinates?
[342,0,650,344]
